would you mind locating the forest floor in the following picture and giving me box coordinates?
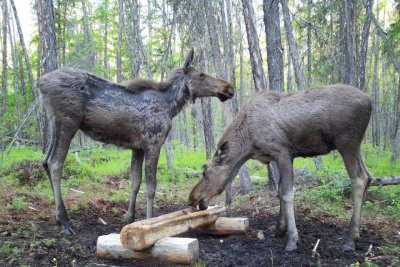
[1,182,399,267]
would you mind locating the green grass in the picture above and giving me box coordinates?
[1,143,399,218]
[294,144,400,218]
[7,196,28,210]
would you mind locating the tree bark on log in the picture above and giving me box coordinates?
[97,234,199,265]
[120,206,225,250]
[369,176,400,186]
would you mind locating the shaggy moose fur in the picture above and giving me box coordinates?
[189,84,372,252]
[39,49,234,234]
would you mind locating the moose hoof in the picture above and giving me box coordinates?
[60,222,76,235]
[342,242,355,252]
[285,242,297,252]
[60,227,75,235]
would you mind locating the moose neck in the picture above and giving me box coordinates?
[165,77,192,118]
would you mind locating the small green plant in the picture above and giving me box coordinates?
[0,241,20,258]
[7,196,27,210]
[0,241,12,255]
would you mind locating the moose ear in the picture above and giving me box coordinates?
[202,164,208,171]
[183,48,195,72]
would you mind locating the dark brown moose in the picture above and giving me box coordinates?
[39,49,234,234]
[189,84,372,252]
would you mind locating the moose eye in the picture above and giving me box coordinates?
[199,73,205,79]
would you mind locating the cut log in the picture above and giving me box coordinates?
[120,206,225,250]
[199,217,249,235]
[370,176,400,186]
[97,233,199,265]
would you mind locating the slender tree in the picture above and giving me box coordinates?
[10,0,38,99]
[357,0,373,91]
[116,0,123,82]
[241,0,268,91]
[1,0,8,115]
[280,0,305,91]
[37,0,58,74]
[263,0,284,191]
[37,0,58,151]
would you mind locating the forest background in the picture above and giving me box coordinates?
[0,0,400,265]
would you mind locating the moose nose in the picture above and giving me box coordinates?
[228,86,234,96]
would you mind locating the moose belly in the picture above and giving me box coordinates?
[80,121,141,149]
[290,132,335,158]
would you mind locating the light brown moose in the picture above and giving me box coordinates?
[189,84,372,252]
[39,49,234,234]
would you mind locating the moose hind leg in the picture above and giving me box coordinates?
[340,149,369,251]
[47,125,76,234]
[144,147,161,219]
[126,149,144,223]
[276,154,298,251]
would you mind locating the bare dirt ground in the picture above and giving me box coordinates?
[1,191,399,267]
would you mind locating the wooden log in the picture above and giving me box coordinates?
[370,176,400,186]
[120,206,225,250]
[199,217,249,235]
[97,233,199,265]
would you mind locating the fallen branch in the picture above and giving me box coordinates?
[370,176,400,186]
[312,239,320,257]
[98,217,107,225]
[70,188,85,194]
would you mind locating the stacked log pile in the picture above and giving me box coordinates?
[96,206,249,265]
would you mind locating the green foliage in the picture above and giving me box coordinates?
[296,144,400,217]
[0,241,20,258]
[7,196,27,210]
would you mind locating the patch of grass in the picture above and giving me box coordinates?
[31,238,56,249]
[379,245,400,256]
[0,241,20,258]
[7,196,27,210]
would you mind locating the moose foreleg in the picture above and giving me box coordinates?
[126,149,144,223]
[276,188,287,237]
[144,148,161,219]
[277,155,298,252]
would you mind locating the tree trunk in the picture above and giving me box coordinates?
[128,0,153,79]
[287,48,292,92]
[103,0,109,78]
[280,0,304,91]
[36,0,58,151]
[263,0,284,190]
[372,33,381,147]
[224,0,251,192]
[9,15,21,119]
[81,0,94,70]
[371,13,400,75]
[342,0,354,85]
[1,0,8,115]
[241,0,268,91]
[263,0,284,92]
[357,0,373,91]
[116,0,123,83]
[391,77,400,164]
[10,0,38,99]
